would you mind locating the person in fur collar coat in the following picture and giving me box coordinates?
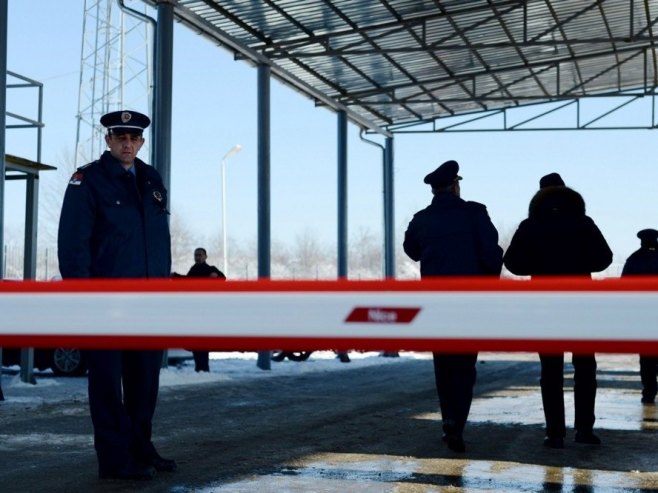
[504,173,612,449]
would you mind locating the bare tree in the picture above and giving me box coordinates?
[497,222,526,279]
[349,227,383,279]
[396,217,420,279]
[39,147,78,249]
[225,236,257,279]
[285,229,332,279]
[170,214,200,275]
[396,248,420,279]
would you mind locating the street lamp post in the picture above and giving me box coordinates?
[221,144,242,276]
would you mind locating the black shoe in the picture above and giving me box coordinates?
[99,463,156,480]
[337,353,351,363]
[641,396,655,405]
[442,432,466,453]
[148,454,177,472]
[446,435,466,453]
[575,431,601,445]
[543,436,564,449]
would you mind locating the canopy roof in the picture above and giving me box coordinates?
[154,0,658,134]
[5,154,56,177]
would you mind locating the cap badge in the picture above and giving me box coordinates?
[121,112,132,123]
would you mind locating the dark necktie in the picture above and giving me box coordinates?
[126,171,142,201]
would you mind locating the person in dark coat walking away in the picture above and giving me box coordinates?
[403,160,503,453]
[186,247,226,372]
[58,110,175,481]
[503,172,612,449]
[621,228,658,404]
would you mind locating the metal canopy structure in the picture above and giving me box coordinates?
[5,154,55,176]
[149,0,658,134]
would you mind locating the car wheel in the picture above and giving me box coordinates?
[286,351,313,362]
[271,351,286,362]
[51,348,87,376]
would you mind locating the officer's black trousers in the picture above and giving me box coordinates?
[87,349,162,472]
[539,353,597,439]
[639,355,658,401]
[432,353,478,436]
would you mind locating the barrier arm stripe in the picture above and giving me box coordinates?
[2,277,658,354]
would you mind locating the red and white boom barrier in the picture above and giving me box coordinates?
[1,277,658,354]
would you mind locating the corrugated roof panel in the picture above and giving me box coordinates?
[163,0,658,132]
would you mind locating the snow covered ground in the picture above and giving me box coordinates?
[0,351,434,408]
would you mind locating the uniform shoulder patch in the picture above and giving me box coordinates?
[68,172,84,186]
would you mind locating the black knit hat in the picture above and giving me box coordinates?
[539,172,565,189]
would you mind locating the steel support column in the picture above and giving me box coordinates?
[152,0,174,192]
[22,175,38,280]
[0,0,6,399]
[383,136,395,278]
[337,111,348,279]
[0,0,6,277]
[257,63,271,280]
[19,172,38,382]
[152,1,174,370]
[256,63,272,370]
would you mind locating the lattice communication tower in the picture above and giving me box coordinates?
[75,0,152,167]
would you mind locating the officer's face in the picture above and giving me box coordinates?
[105,133,145,167]
[194,250,207,264]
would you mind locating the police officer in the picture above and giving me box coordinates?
[403,160,503,453]
[185,247,225,372]
[187,247,226,279]
[504,172,612,449]
[622,228,658,404]
[58,110,175,480]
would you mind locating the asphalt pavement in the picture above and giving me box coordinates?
[1,352,657,492]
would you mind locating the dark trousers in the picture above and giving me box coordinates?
[193,351,210,372]
[539,353,597,439]
[432,353,478,436]
[87,350,163,472]
[640,355,658,401]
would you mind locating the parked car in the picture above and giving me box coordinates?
[166,348,194,366]
[1,348,194,376]
[1,347,87,376]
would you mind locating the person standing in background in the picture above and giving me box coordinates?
[185,247,226,372]
[621,228,658,405]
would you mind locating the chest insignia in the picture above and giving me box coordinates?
[153,190,163,202]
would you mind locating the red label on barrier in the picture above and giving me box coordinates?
[345,307,420,324]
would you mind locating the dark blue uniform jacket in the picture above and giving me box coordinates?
[58,151,171,278]
[403,192,503,277]
[622,248,658,276]
[187,262,226,279]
